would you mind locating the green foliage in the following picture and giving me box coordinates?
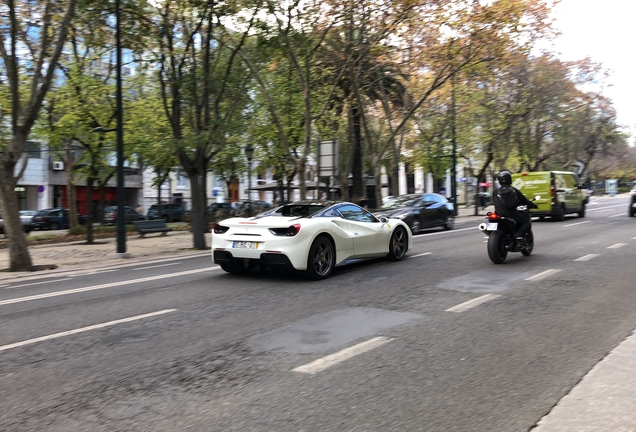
[68,225,87,235]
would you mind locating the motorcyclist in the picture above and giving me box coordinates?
[493,171,538,238]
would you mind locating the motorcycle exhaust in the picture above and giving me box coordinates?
[478,223,487,232]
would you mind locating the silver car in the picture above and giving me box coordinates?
[0,210,36,236]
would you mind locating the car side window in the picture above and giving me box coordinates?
[319,208,340,217]
[338,204,377,223]
[422,195,435,206]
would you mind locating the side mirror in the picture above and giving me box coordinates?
[380,217,389,224]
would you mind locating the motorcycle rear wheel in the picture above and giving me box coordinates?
[487,231,508,264]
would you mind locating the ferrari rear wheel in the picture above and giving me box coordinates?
[386,227,408,261]
[305,236,335,280]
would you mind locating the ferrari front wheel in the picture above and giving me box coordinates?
[305,236,335,280]
[386,227,408,261]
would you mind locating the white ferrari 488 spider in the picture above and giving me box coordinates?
[211,201,412,279]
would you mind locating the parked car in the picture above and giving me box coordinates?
[19,210,37,232]
[207,202,234,218]
[103,205,146,225]
[147,203,185,222]
[0,211,36,236]
[230,200,272,215]
[212,200,412,279]
[373,193,455,234]
[629,185,636,217]
[32,208,87,230]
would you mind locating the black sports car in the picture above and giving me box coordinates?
[373,193,455,234]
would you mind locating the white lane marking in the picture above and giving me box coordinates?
[84,269,118,275]
[133,262,180,271]
[414,227,476,239]
[408,252,431,258]
[445,294,501,313]
[0,285,7,289]
[609,213,624,218]
[607,243,627,249]
[0,267,218,307]
[0,309,176,352]
[293,337,393,375]
[588,204,628,211]
[525,269,561,281]
[563,221,591,227]
[4,278,71,290]
[574,254,599,262]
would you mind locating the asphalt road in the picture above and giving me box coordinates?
[0,196,635,431]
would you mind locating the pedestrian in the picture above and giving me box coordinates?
[136,204,142,214]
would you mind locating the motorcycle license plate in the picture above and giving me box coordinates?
[486,223,498,231]
[232,241,258,249]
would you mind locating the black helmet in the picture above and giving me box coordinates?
[497,171,512,186]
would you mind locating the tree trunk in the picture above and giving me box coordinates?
[0,155,33,271]
[98,184,107,224]
[65,142,78,228]
[189,171,207,250]
[85,177,95,244]
[350,106,364,204]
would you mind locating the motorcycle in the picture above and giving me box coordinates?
[478,196,540,264]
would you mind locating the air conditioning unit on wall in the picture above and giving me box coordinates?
[52,161,64,171]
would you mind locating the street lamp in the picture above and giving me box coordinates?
[245,145,254,217]
[93,0,127,257]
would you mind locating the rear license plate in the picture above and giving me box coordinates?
[486,223,498,231]
[232,241,258,249]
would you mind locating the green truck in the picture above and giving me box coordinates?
[511,171,587,220]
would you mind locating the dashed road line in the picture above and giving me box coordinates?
[4,278,71,290]
[445,294,501,313]
[0,309,177,352]
[609,213,624,218]
[574,254,599,262]
[133,262,181,271]
[525,269,561,281]
[408,252,431,258]
[563,221,590,227]
[607,243,627,249]
[293,337,393,375]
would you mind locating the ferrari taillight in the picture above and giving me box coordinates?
[213,223,229,234]
[287,224,301,236]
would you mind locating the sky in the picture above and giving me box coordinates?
[546,0,636,144]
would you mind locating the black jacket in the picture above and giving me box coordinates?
[494,186,537,217]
